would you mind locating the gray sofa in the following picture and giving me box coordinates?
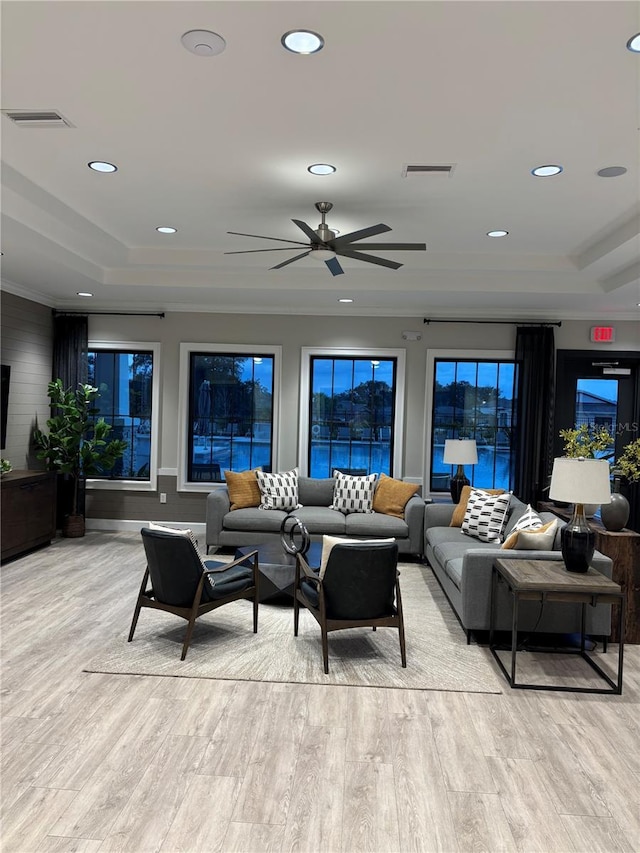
[424,497,613,641]
[206,476,425,556]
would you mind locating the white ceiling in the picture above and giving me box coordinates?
[1,0,639,320]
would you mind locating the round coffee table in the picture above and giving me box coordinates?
[235,540,322,602]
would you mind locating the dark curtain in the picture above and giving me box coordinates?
[52,314,88,389]
[514,326,555,505]
[51,314,88,524]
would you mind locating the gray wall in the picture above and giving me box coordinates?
[2,285,638,527]
[0,291,53,471]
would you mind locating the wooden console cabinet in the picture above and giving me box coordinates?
[1,470,56,562]
[538,501,640,644]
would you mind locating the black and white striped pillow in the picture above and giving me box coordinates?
[330,470,377,515]
[257,467,301,511]
[461,489,512,542]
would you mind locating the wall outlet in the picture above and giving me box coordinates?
[159,493,167,504]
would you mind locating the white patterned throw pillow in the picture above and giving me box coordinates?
[257,467,301,511]
[461,489,512,542]
[330,470,377,515]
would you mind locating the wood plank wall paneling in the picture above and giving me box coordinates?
[0,291,53,470]
[85,475,208,523]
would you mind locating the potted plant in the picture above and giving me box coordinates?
[557,424,614,515]
[33,379,127,537]
[601,437,640,531]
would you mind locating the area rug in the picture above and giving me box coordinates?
[85,562,503,693]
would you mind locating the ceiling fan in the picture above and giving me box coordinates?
[225,202,426,276]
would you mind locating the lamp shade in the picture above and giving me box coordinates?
[548,457,611,505]
[443,439,478,466]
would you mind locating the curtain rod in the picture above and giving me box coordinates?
[52,310,165,318]
[423,318,561,327]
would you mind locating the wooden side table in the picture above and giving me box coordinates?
[491,558,624,694]
[538,501,640,644]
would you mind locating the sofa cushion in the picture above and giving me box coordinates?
[502,519,558,550]
[223,507,288,532]
[257,468,301,511]
[294,506,347,534]
[461,489,511,542]
[224,468,261,510]
[298,477,335,507]
[330,471,377,514]
[425,525,465,549]
[450,485,505,527]
[372,473,419,518]
[345,511,409,538]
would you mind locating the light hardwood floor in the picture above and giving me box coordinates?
[1,532,639,853]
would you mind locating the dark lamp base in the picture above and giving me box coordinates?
[449,466,470,504]
[560,507,595,573]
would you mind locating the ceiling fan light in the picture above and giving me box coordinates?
[281,30,324,54]
[312,248,336,261]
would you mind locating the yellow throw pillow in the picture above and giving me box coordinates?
[501,519,558,550]
[372,473,419,518]
[224,468,261,511]
[450,485,504,527]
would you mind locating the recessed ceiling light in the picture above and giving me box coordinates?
[281,30,324,54]
[181,30,226,56]
[531,164,563,177]
[626,33,640,52]
[597,166,627,178]
[338,297,353,303]
[88,161,117,173]
[77,291,93,297]
[308,163,336,175]
[487,230,509,238]
[156,226,177,234]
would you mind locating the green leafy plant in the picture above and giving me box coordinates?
[0,458,12,475]
[615,438,640,484]
[33,379,128,516]
[559,424,614,459]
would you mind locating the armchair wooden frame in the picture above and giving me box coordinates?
[128,538,259,661]
[294,545,407,674]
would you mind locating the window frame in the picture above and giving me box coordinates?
[424,348,515,496]
[86,340,161,492]
[299,347,406,478]
[178,342,282,492]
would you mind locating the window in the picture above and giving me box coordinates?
[428,354,517,492]
[178,344,281,489]
[300,348,406,478]
[87,342,160,490]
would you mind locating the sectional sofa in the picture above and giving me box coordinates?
[206,475,425,556]
[424,496,613,641]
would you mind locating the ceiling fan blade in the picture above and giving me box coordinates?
[332,224,391,246]
[337,249,403,270]
[325,256,344,276]
[270,250,312,270]
[225,247,311,255]
[292,219,325,245]
[227,231,311,247]
[341,242,427,252]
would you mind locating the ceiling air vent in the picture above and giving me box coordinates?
[401,163,455,177]
[1,110,74,128]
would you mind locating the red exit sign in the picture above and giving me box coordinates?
[590,326,616,343]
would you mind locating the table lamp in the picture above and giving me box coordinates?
[443,439,478,503]
[548,457,611,573]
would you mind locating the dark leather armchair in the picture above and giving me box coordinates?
[294,540,406,673]
[128,527,259,660]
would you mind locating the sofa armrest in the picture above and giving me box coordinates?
[206,486,231,549]
[403,495,425,555]
[425,502,455,529]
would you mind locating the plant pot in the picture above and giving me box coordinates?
[62,514,85,538]
[600,479,630,532]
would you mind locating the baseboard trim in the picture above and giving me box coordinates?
[86,518,206,535]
